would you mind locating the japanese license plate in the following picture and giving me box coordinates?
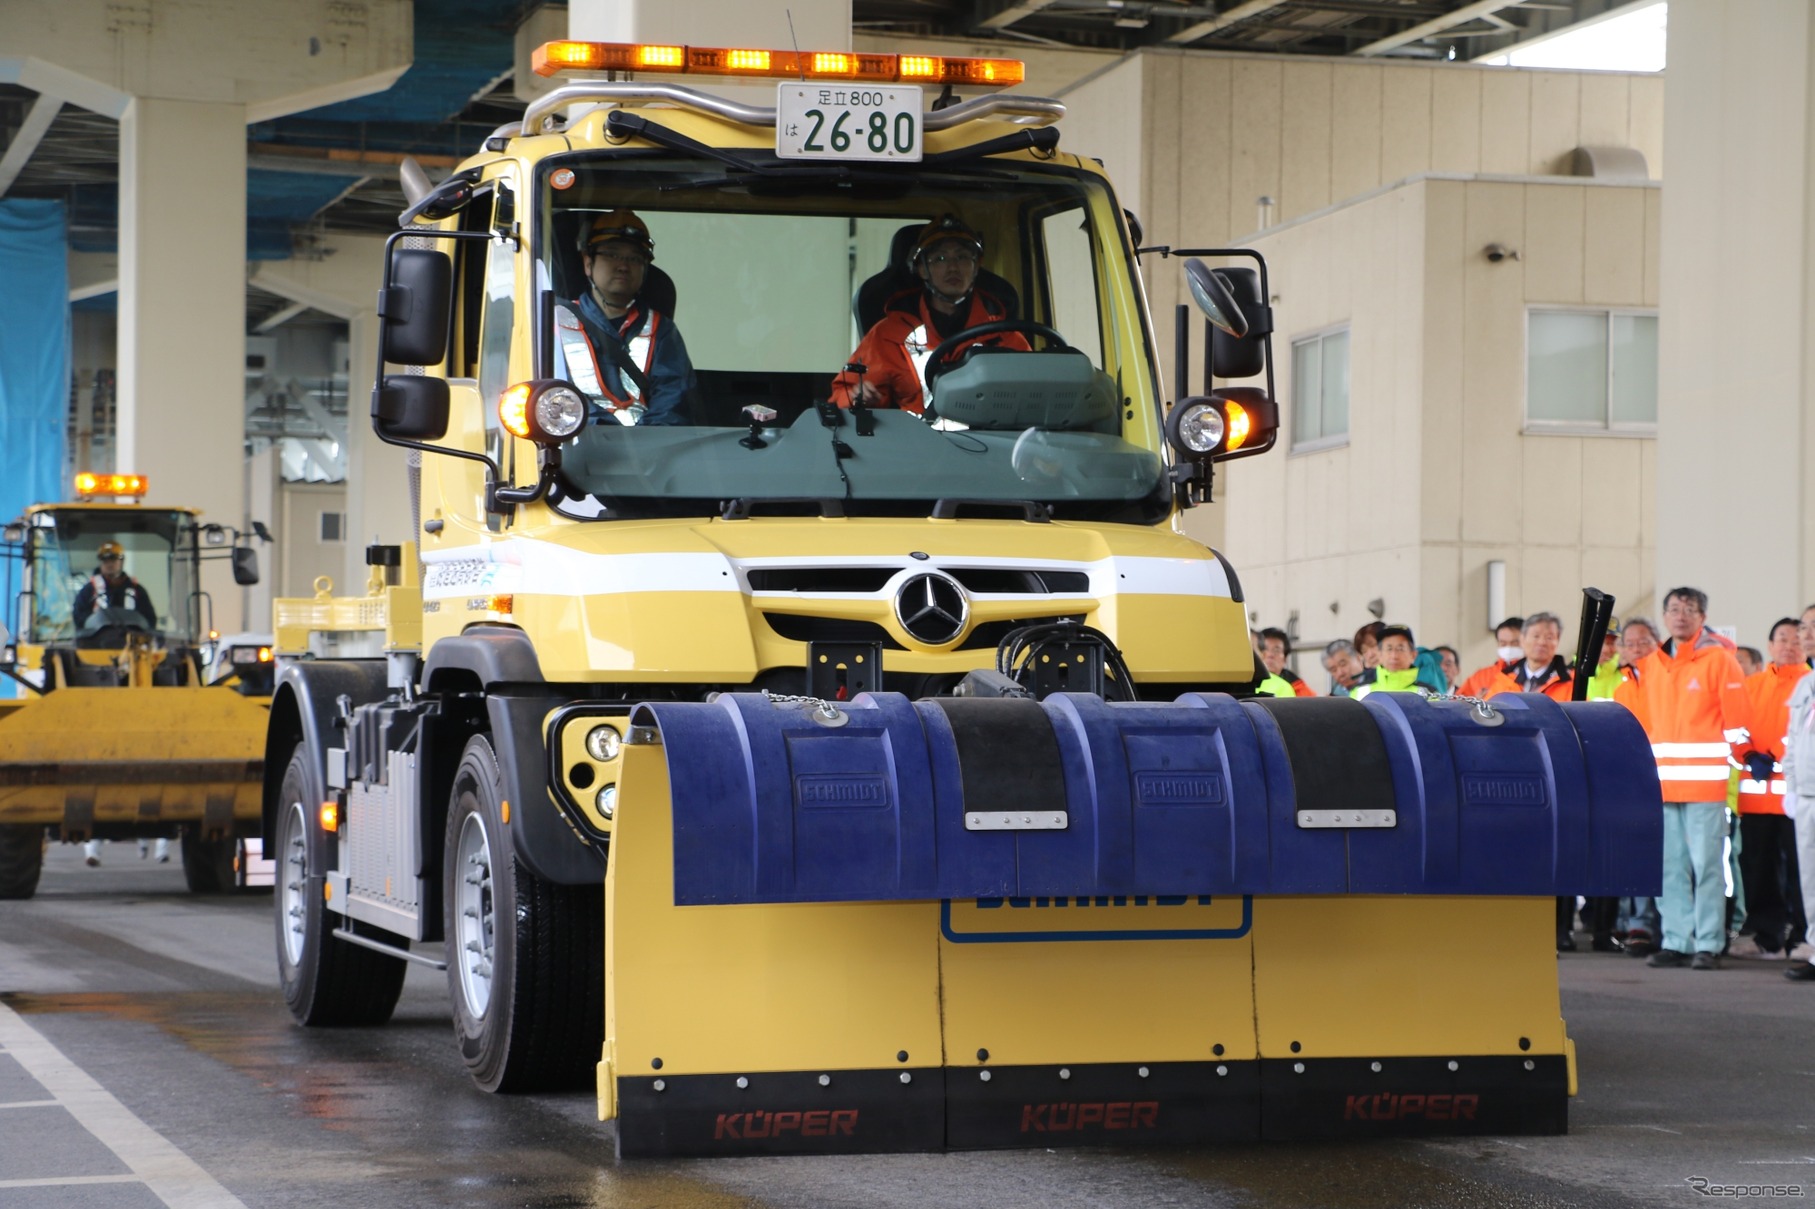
[776,84,923,163]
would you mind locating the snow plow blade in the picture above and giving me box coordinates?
[0,686,266,836]
[590,691,1659,1156]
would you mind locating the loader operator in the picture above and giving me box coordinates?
[553,210,695,426]
[72,541,157,632]
[830,214,1031,415]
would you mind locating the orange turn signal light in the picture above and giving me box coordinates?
[1223,400,1252,451]
[530,40,1024,86]
[320,801,339,832]
[499,383,533,439]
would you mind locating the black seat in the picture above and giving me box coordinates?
[852,222,1020,333]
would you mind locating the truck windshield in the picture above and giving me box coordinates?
[532,154,1164,521]
[25,509,197,646]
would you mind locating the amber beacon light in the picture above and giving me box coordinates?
[531,40,1023,87]
[74,472,149,499]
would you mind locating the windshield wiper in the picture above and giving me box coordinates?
[605,111,768,174]
[721,497,847,521]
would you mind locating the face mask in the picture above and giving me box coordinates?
[1498,645,1523,663]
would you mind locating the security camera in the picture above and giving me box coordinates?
[1483,242,1519,263]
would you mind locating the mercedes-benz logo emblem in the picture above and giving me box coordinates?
[894,573,969,645]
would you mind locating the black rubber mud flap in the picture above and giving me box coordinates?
[930,698,1067,814]
[945,1061,1261,1149]
[1259,1055,1568,1139]
[1249,697,1398,815]
[615,1068,946,1158]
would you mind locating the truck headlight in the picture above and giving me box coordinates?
[500,379,588,445]
[585,724,621,762]
[1167,398,1225,457]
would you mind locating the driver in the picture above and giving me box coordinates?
[830,214,1029,415]
[553,210,695,426]
[73,541,157,631]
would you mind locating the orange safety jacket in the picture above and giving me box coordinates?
[1737,660,1813,814]
[1474,657,1575,703]
[1282,667,1317,698]
[829,289,1028,415]
[1456,660,1514,699]
[1631,628,1751,803]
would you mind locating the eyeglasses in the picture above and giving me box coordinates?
[924,251,978,267]
[590,247,648,266]
[99,555,122,563]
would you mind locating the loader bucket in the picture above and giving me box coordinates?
[0,686,267,836]
[592,691,1659,1156]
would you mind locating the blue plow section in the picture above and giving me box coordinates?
[630,691,1662,906]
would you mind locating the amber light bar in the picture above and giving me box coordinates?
[531,40,1024,87]
[74,472,149,498]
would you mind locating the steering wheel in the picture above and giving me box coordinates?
[922,320,1069,388]
[77,607,153,650]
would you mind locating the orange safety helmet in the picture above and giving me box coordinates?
[911,213,983,266]
[579,209,655,259]
[97,541,124,560]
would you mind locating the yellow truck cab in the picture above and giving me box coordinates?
[0,477,272,897]
[266,40,1660,1157]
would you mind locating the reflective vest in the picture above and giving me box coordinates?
[555,300,660,419]
[1631,630,1751,803]
[1351,666,1438,700]
[1585,656,1624,701]
[1256,673,1294,698]
[1737,661,1811,814]
[88,573,148,617]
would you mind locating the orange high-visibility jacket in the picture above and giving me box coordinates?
[1282,668,1317,698]
[829,289,1028,414]
[1631,629,1750,803]
[1456,660,1513,699]
[1738,661,1813,814]
[1475,659,1575,703]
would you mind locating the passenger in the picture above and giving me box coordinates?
[1321,639,1364,697]
[72,541,157,632]
[554,210,695,426]
[1456,616,1527,698]
[1783,603,1815,981]
[1476,612,1574,702]
[1256,627,1316,698]
[829,214,1029,415]
[1632,587,1751,972]
[1350,625,1441,700]
[1435,645,1463,692]
[1727,618,1810,960]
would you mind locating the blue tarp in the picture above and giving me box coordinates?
[0,199,69,529]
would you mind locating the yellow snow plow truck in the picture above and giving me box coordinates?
[265,40,1661,1156]
[0,477,272,898]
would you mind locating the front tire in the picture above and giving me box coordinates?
[274,743,406,1026]
[445,735,602,1093]
[0,825,44,900]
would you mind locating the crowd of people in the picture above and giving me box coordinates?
[1253,591,1815,982]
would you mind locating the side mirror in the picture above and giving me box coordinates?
[1,523,23,545]
[232,547,260,587]
[1208,267,1269,380]
[1184,259,1248,338]
[378,248,452,366]
[372,375,451,441]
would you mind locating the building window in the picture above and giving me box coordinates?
[320,511,344,543]
[1526,309,1657,433]
[1291,327,1350,452]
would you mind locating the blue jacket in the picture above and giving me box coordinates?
[569,292,696,426]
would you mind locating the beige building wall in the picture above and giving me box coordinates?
[1197,175,1659,676]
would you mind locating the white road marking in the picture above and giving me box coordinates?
[0,1099,60,1108]
[0,1174,144,1188]
[0,1001,246,1208]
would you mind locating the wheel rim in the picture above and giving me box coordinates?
[453,809,496,1018]
[280,800,309,966]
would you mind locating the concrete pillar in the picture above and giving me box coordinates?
[1658,1,1815,641]
[250,234,400,591]
[117,97,247,614]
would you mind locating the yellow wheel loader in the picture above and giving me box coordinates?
[264,39,1661,1155]
[0,479,272,898]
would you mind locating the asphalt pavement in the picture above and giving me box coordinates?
[2,840,1812,1208]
